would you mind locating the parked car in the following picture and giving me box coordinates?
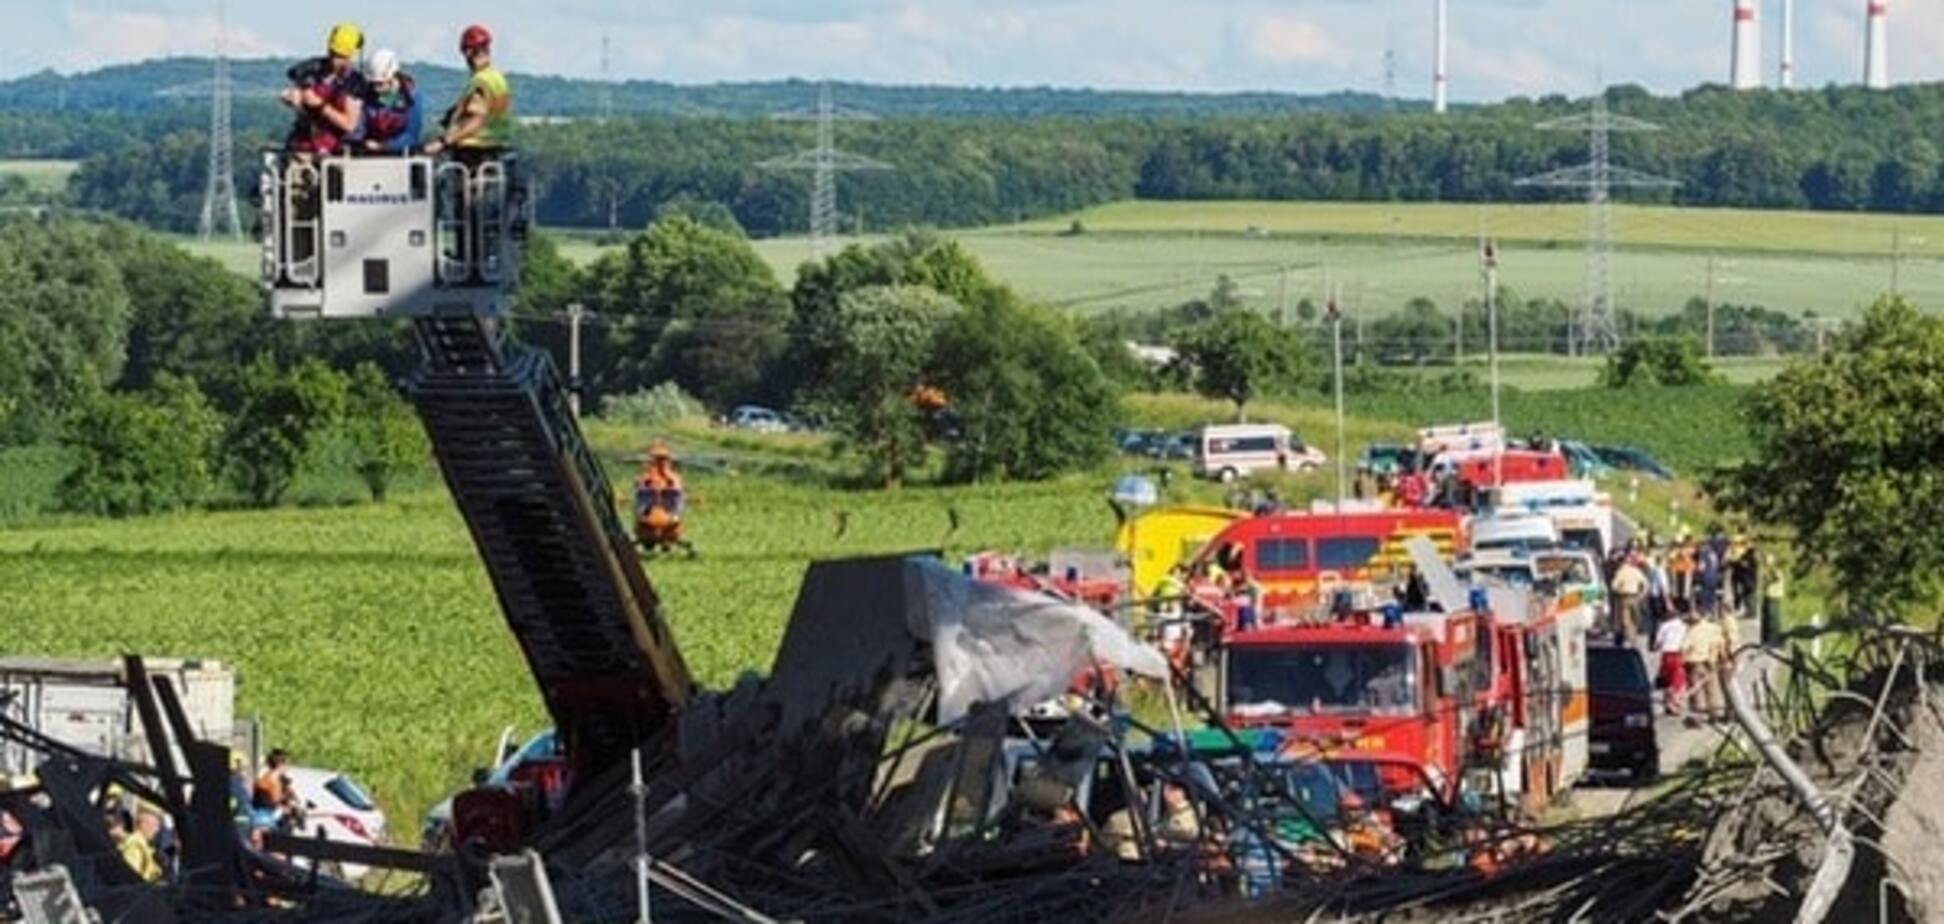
[421,728,558,850]
[1557,440,1612,480]
[1590,444,1674,481]
[1357,443,1419,476]
[283,766,388,878]
[1147,431,1197,461]
[1113,428,1168,457]
[727,405,792,433]
[1586,644,1659,781]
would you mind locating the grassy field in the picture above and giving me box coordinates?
[0,381,1753,832]
[0,422,1148,832]
[0,158,78,194]
[185,199,1944,330]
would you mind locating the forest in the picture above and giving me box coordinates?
[0,59,1938,235]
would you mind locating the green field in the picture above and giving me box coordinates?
[0,158,78,194]
[183,200,1944,335]
[0,379,1758,833]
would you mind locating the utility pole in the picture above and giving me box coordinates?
[1517,91,1678,354]
[1277,266,1290,324]
[1327,288,1347,509]
[758,83,892,258]
[567,302,586,419]
[1484,240,1503,489]
[1704,254,1717,358]
[1890,230,1901,295]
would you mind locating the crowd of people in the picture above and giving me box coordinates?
[1604,526,1786,727]
[0,744,307,898]
[281,21,511,159]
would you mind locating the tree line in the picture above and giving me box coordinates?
[18,82,1944,235]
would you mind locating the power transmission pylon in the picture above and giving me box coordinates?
[758,83,891,257]
[599,35,614,123]
[198,1,242,241]
[1515,92,1677,354]
[1382,25,1398,109]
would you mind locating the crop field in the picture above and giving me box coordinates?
[0,382,1748,835]
[0,158,78,194]
[0,423,1173,832]
[187,200,1944,333]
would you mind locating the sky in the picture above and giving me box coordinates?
[1,0,1939,100]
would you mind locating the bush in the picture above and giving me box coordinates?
[1599,336,1722,388]
[56,375,221,517]
[341,363,428,503]
[222,356,348,508]
[601,382,706,427]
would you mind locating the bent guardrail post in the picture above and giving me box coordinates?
[1724,645,1852,924]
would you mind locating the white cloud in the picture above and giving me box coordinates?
[1244,15,1345,67]
[61,8,284,70]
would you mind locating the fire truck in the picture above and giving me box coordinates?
[1473,585,1594,812]
[1188,507,1466,607]
[260,149,692,854]
[1217,596,1492,800]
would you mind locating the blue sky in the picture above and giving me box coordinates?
[3,0,1938,99]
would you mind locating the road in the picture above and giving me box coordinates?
[1570,608,1768,819]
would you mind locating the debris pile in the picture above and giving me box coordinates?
[3,563,1940,923]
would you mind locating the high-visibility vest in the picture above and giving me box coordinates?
[456,66,512,148]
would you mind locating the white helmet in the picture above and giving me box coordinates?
[364,48,400,83]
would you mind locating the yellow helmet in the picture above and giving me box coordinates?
[327,23,364,58]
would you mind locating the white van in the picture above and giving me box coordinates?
[1191,424,1326,482]
[1468,514,1561,554]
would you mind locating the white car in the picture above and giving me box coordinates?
[283,766,387,879]
[727,405,792,433]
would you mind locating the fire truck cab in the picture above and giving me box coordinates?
[1217,599,1493,796]
[259,151,527,318]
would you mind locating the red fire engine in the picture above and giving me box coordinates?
[1217,597,1494,794]
[1188,508,1467,607]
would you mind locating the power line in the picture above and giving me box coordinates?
[1516,92,1678,355]
[757,83,892,258]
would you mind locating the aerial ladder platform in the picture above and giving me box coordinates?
[259,152,691,788]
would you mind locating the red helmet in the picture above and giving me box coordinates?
[460,24,492,52]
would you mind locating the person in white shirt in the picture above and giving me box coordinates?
[1653,610,1689,716]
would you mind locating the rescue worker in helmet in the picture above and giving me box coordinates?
[276,23,367,281]
[352,49,421,154]
[281,23,367,157]
[424,24,512,158]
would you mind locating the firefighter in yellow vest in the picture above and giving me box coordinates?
[424,24,511,156]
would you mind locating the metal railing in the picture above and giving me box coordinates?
[279,159,321,289]
[434,160,472,286]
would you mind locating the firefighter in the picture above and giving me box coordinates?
[281,23,367,157]
[424,25,511,157]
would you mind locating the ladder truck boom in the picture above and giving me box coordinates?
[259,151,692,788]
